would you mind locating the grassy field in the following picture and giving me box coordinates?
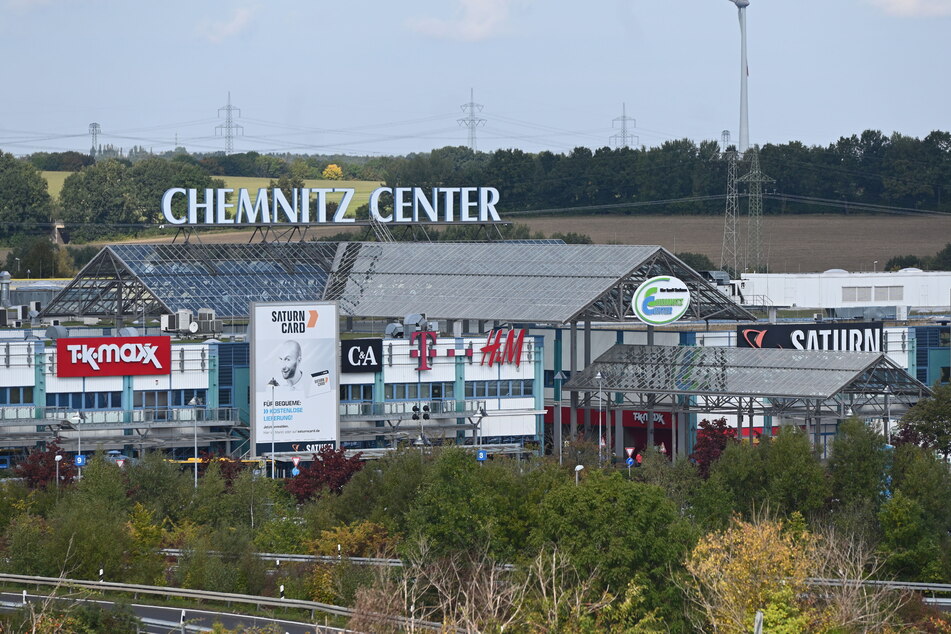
[217,177,382,210]
[41,172,382,209]
[41,171,71,199]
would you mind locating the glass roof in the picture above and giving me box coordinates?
[41,243,336,319]
[328,243,665,323]
[42,241,753,324]
[563,344,929,400]
[112,243,337,317]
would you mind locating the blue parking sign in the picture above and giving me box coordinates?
[75,455,86,467]
[476,450,487,461]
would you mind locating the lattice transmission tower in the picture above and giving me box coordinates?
[458,88,486,151]
[216,92,243,154]
[720,130,740,276]
[89,123,100,158]
[737,146,773,272]
[610,103,638,148]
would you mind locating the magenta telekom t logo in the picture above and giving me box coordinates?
[410,331,438,371]
[409,332,474,371]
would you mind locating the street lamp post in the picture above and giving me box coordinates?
[595,371,603,466]
[267,378,279,479]
[54,454,62,490]
[883,385,892,445]
[574,464,584,485]
[188,396,199,488]
[554,371,567,465]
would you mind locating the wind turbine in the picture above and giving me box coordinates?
[728,0,750,155]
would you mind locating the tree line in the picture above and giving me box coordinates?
[0,128,949,246]
[2,386,951,632]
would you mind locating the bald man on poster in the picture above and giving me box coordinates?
[276,340,304,389]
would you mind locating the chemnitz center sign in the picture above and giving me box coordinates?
[161,186,502,226]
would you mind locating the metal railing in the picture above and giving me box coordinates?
[0,405,244,426]
[339,399,484,419]
[160,548,516,572]
[0,573,454,632]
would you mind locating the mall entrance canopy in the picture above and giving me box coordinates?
[563,344,932,457]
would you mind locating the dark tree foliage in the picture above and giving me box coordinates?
[899,383,951,459]
[676,251,716,271]
[689,417,737,478]
[14,441,75,489]
[284,445,364,503]
[0,152,52,242]
[212,455,249,487]
[933,242,951,271]
[884,254,927,271]
[27,151,94,172]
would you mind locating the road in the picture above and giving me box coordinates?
[0,592,352,633]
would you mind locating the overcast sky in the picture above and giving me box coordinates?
[1,0,948,158]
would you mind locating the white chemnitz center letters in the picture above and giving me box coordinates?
[161,187,501,226]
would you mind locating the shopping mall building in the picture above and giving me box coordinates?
[0,238,938,466]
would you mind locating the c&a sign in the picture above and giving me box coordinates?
[341,339,383,373]
[57,336,171,378]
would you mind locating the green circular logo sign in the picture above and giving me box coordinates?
[632,276,691,325]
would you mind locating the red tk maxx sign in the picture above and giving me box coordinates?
[56,336,172,378]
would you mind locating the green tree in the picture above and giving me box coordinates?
[827,418,889,538]
[60,159,138,241]
[3,236,76,279]
[533,471,695,629]
[759,428,829,517]
[899,383,951,459]
[0,152,53,242]
[932,242,951,271]
[129,157,223,224]
[884,254,927,271]
[3,513,53,575]
[675,252,716,271]
[877,490,947,581]
[125,451,193,522]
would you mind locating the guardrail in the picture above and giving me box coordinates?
[0,573,453,632]
[806,577,951,607]
[160,548,517,572]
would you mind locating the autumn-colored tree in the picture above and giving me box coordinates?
[689,417,738,478]
[284,445,364,503]
[321,163,344,180]
[14,442,75,489]
[684,514,817,632]
[308,520,393,558]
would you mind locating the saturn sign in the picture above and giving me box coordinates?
[632,276,691,325]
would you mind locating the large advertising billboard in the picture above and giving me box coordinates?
[57,336,171,377]
[736,321,883,351]
[251,302,339,456]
